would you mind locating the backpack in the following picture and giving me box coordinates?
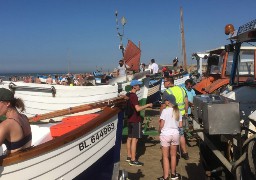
[125,92,134,118]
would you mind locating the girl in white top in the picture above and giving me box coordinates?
[158,94,182,180]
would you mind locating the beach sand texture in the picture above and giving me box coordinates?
[120,108,206,180]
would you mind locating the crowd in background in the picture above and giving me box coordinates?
[8,73,100,86]
[5,57,184,86]
[139,57,185,77]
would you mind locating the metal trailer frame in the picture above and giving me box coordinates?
[192,19,256,179]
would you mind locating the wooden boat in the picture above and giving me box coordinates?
[0,81,119,117]
[0,71,159,118]
[0,76,161,179]
[0,97,126,179]
[0,78,161,179]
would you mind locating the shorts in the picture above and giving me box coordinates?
[128,122,142,138]
[160,134,180,147]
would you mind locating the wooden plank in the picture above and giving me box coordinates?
[28,97,125,122]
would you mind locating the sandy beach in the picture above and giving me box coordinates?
[120,108,206,180]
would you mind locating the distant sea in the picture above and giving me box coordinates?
[0,72,68,81]
[0,70,105,81]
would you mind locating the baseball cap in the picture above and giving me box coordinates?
[0,88,14,101]
[163,93,177,106]
[130,79,143,87]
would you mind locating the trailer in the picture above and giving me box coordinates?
[192,19,256,179]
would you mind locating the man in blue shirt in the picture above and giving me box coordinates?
[183,79,196,116]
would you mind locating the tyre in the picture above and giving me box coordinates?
[242,139,256,180]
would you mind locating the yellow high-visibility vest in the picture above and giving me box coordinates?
[166,86,186,115]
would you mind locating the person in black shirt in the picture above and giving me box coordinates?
[173,57,179,67]
[173,57,179,74]
[101,74,110,84]
[179,66,184,73]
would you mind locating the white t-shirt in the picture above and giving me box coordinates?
[117,64,130,76]
[151,63,159,74]
[148,64,152,70]
[160,107,182,136]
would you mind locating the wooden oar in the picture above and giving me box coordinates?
[28,97,126,122]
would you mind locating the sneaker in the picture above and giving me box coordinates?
[170,173,180,180]
[157,176,169,180]
[126,157,131,162]
[182,152,189,160]
[129,160,144,166]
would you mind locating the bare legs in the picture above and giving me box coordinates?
[170,145,177,175]
[162,145,177,179]
[127,137,138,161]
[180,135,187,154]
[162,146,170,179]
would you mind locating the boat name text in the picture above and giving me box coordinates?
[78,122,115,151]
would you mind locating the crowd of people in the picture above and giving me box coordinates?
[116,57,185,79]
[0,57,193,177]
[8,73,104,86]
[6,56,183,87]
[125,76,196,180]
[116,58,160,76]
[162,57,186,77]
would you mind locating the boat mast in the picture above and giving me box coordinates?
[180,7,187,71]
[67,48,71,74]
[115,10,127,58]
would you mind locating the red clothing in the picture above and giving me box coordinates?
[128,92,141,123]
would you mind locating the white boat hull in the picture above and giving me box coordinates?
[0,81,119,117]
[0,115,119,179]
[0,71,151,118]
[0,75,161,179]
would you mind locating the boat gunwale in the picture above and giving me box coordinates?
[0,105,122,166]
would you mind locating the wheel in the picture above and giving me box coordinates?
[199,139,234,179]
[242,139,256,180]
[119,169,128,180]
[248,140,256,177]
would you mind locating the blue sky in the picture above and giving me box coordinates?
[0,0,255,73]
